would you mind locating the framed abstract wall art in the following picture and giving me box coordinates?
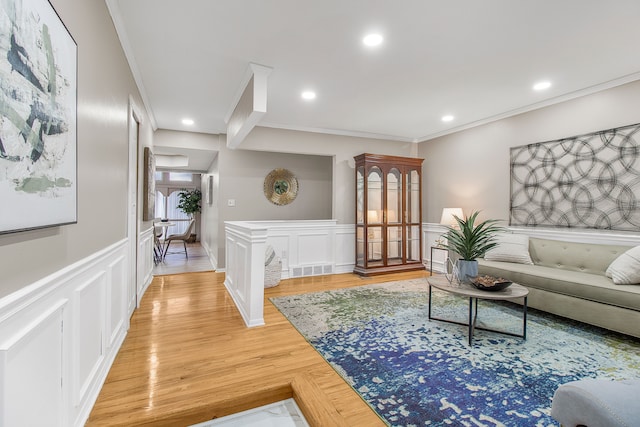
[0,0,77,234]
[510,123,640,231]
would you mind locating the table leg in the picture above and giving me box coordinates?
[428,285,433,319]
[430,247,433,276]
[523,296,528,339]
[468,297,473,346]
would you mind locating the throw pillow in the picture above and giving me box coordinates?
[484,233,534,265]
[606,246,640,285]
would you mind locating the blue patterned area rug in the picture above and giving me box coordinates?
[270,279,640,427]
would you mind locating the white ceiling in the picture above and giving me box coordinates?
[108,0,640,150]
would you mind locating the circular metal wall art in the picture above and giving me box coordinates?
[264,168,298,205]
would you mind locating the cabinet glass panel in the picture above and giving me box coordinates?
[406,225,421,262]
[356,226,365,267]
[367,167,383,225]
[387,226,403,265]
[387,168,401,224]
[367,166,383,224]
[356,167,364,224]
[406,169,420,223]
[367,226,383,267]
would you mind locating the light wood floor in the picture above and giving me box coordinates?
[86,269,431,426]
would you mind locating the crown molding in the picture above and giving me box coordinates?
[105,0,158,130]
[417,72,640,143]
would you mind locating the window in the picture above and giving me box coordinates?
[154,189,190,235]
[155,191,166,219]
[169,172,192,182]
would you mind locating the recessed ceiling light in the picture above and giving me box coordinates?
[182,118,194,125]
[441,115,454,122]
[533,81,551,91]
[301,91,316,100]
[363,33,383,47]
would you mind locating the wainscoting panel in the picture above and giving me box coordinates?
[138,227,155,299]
[107,255,126,348]
[236,242,249,306]
[298,232,330,265]
[74,272,106,406]
[0,239,134,427]
[0,300,66,427]
[334,225,356,274]
[224,222,267,327]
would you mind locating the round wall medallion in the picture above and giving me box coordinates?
[264,168,298,205]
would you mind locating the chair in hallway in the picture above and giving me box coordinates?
[162,219,195,260]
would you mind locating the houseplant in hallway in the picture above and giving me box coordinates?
[444,210,502,283]
[177,188,202,242]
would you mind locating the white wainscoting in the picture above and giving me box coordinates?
[224,221,268,327]
[263,220,354,278]
[224,220,354,328]
[422,223,640,274]
[0,233,152,426]
[138,227,155,300]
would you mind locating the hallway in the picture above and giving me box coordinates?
[153,242,215,276]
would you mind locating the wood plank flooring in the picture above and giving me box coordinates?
[86,269,430,426]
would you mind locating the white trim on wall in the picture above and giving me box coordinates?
[422,222,640,273]
[0,239,141,426]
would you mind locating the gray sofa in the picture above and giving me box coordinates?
[477,237,640,338]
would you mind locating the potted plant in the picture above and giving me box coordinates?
[177,188,202,242]
[444,210,502,283]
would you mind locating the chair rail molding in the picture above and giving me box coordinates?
[0,238,141,426]
[422,222,640,274]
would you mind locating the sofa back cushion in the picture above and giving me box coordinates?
[529,238,631,276]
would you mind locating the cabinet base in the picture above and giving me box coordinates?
[353,263,426,277]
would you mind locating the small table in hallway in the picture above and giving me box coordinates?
[153,222,175,263]
[427,275,529,346]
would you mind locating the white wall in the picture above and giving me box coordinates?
[201,153,220,267]
[212,142,334,268]
[418,80,640,224]
[239,126,419,223]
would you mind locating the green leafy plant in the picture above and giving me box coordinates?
[444,211,503,260]
[177,188,202,217]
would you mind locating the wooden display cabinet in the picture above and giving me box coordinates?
[354,153,425,276]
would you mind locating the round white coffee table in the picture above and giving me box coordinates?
[427,275,529,346]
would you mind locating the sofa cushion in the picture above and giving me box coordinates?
[484,233,533,265]
[528,238,632,276]
[551,379,640,427]
[478,259,640,311]
[606,245,640,285]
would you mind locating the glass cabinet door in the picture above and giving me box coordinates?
[406,169,420,224]
[387,168,402,265]
[387,168,401,225]
[356,167,365,225]
[355,166,365,267]
[367,167,383,267]
[406,168,421,262]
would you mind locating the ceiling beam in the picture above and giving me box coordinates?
[226,63,272,149]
